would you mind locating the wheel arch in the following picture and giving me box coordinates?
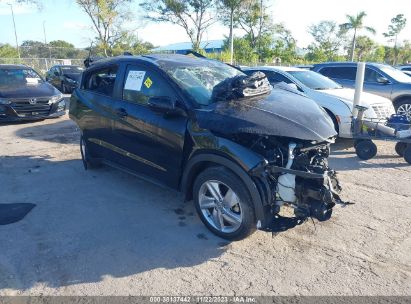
[180,152,271,229]
[323,107,340,133]
[393,95,411,109]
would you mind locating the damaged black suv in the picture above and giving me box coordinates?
[69,54,347,240]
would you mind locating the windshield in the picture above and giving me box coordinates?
[163,60,243,105]
[380,65,411,83]
[60,66,83,73]
[289,70,342,90]
[0,68,43,86]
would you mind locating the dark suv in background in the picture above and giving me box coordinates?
[46,65,83,94]
[312,62,411,119]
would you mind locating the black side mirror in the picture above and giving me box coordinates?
[148,96,183,116]
[377,76,390,84]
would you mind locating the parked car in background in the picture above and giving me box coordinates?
[243,66,395,138]
[70,54,347,240]
[312,62,411,119]
[46,65,83,94]
[0,64,66,122]
[397,65,411,77]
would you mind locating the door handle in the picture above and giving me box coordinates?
[115,108,128,118]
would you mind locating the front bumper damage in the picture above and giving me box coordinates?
[251,142,350,223]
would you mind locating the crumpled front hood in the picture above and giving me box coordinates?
[320,88,392,108]
[194,88,337,142]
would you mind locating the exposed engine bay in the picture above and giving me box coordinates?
[232,134,349,221]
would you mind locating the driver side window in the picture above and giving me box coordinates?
[365,68,384,83]
[123,66,176,106]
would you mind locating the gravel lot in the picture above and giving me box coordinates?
[0,110,410,296]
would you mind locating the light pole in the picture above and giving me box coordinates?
[8,3,20,59]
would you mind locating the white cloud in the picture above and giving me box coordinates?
[63,21,89,31]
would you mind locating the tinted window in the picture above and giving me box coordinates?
[364,68,383,83]
[289,71,342,90]
[84,66,118,97]
[266,72,292,84]
[123,66,175,105]
[319,67,357,80]
[244,70,291,84]
[402,67,411,71]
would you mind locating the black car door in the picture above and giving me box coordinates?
[111,63,188,188]
[76,65,120,161]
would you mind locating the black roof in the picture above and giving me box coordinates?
[86,53,217,69]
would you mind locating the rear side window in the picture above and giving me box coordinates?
[319,67,356,80]
[123,65,176,105]
[83,66,118,97]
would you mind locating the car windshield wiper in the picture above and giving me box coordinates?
[211,72,271,102]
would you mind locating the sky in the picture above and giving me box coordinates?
[0,0,410,50]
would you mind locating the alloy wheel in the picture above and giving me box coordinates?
[397,103,411,120]
[198,180,243,233]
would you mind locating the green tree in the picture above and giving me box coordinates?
[340,11,376,61]
[354,36,375,61]
[397,40,411,64]
[222,36,257,64]
[271,23,299,64]
[20,40,49,58]
[0,44,18,58]
[76,0,132,56]
[140,0,215,51]
[307,20,346,61]
[236,0,274,60]
[216,0,242,64]
[384,14,407,64]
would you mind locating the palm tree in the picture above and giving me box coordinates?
[340,11,376,61]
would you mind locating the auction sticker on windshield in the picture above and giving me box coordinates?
[125,70,146,91]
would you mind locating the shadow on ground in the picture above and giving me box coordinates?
[14,118,79,144]
[0,203,36,225]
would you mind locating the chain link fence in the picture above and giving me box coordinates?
[0,58,85,76]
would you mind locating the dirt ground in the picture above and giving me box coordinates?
[0,111,410,296]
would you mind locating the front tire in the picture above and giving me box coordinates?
[193,167,256,240]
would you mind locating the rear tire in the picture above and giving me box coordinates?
[395,142,407,157]
[80,135,101,170]
[193,166,256,240]
[355,140,377,160]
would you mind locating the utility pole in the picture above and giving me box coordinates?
[43,21,51,70]
[8,3,20,59]
[258,0,263,62]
